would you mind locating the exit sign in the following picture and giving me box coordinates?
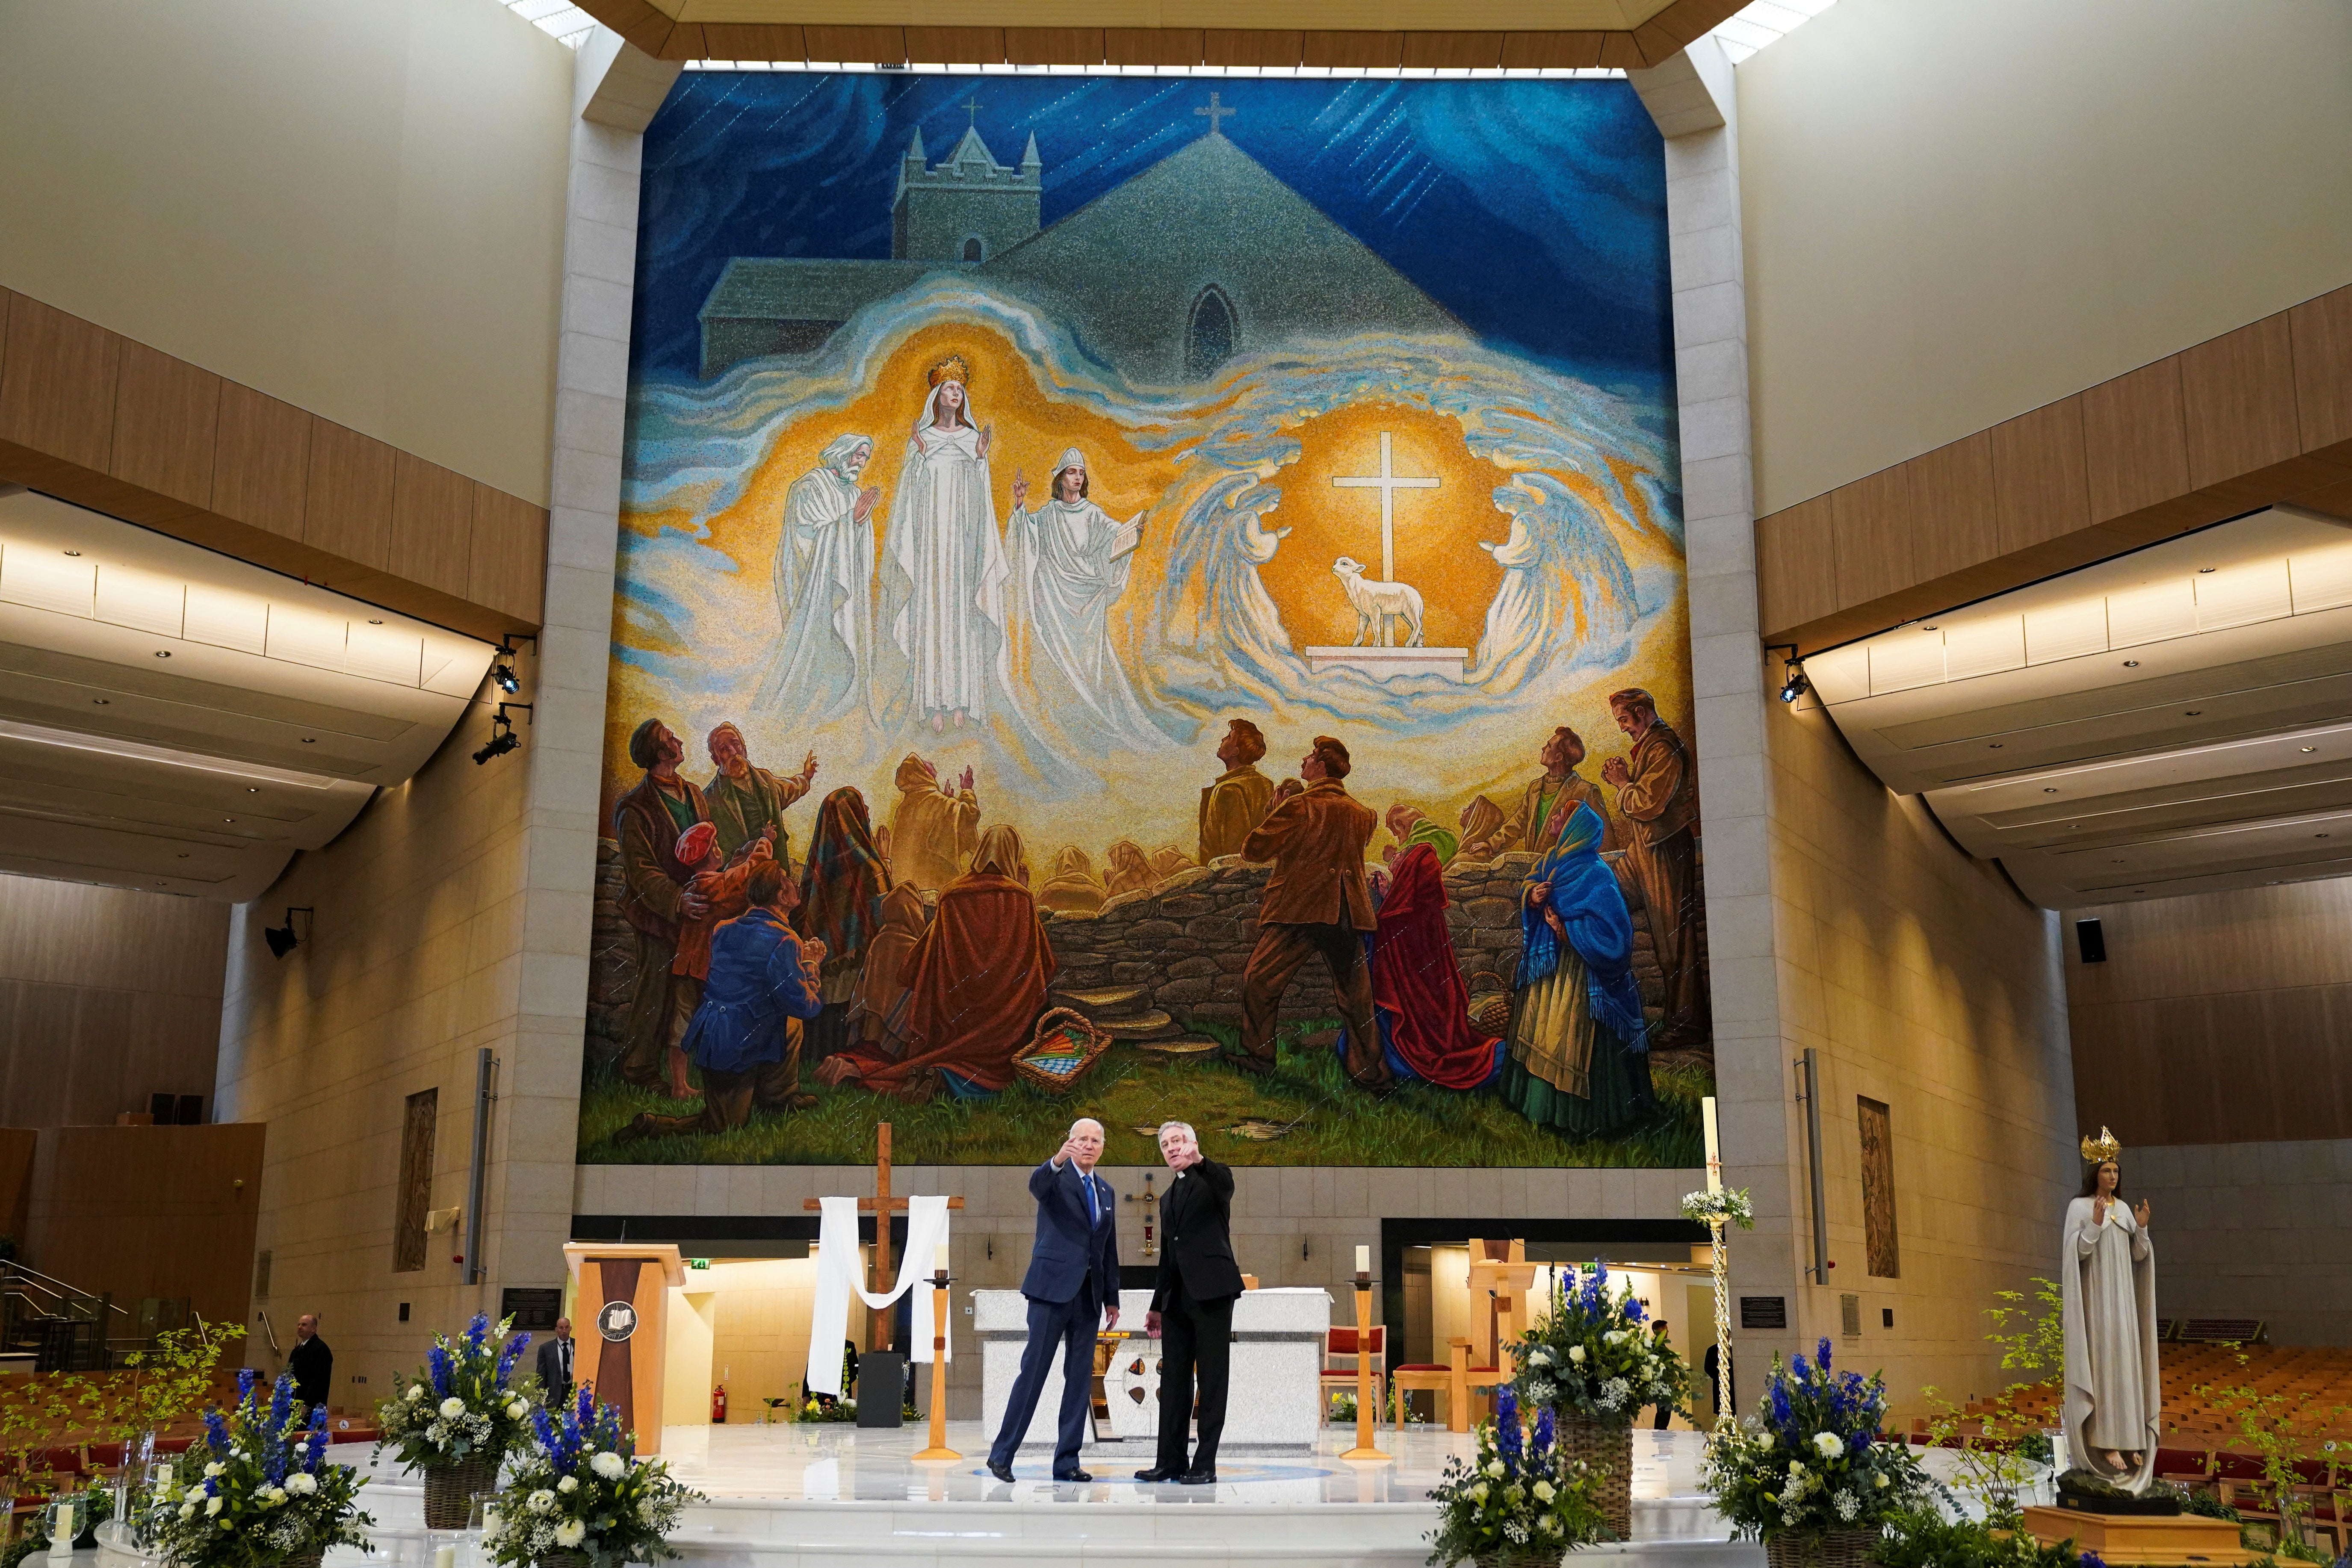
[688,1258,712,1270]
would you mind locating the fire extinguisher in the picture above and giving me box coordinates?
[712,1381,727,1423]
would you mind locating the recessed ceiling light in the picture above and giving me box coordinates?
[301,737,315,744]
[2044,788,2059,794]
[1989,743,2005,749]
[2303,747,2318,754]
[368,618,383,625]
[247,786,258,793]
[2199,567,2215,573]
[154,650,171,659]
[223,818,233,823]
[62,550,80,558]
[176,853,189,859]
[91,698,109,706]
[2122,660,2139,668]
[1921,625,1938,632]
[2185,710,2202,716]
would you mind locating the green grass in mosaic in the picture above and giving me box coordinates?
[574,1022,1711,1168]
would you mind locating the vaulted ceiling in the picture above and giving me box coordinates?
[0,488,495,902]
[1804,505,2352,909]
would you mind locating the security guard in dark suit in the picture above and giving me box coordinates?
[1138,1120,1244,1484]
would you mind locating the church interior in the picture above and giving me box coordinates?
[0,0,2348,1565]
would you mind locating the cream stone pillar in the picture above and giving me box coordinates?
[475,32,683,1293]
[1630,40,1812,1390]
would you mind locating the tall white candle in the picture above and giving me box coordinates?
[934,1242,949,1272]
[433,1546,456,1568]
[1702,1096,1723,1194]
[1355,1244,1371,1274]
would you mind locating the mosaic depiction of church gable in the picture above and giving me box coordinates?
[585,74,1709,1169]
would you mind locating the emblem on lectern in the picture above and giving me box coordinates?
[596,1299,638,1342]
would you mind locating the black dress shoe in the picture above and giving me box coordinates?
[987,1461,1016,1482]
[1179,1470,1217,1485]
[1134,1467,1179,1482]
[1053,1469,1092,1482]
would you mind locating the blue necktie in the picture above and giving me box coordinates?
[1085,1173,1099,1227]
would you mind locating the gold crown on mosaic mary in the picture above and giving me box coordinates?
[2080,1125,2122,1163]
[927,354,971,388]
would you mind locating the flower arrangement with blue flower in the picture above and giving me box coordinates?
[1425,1388,1610,1567]
[1510,1259,1684,1426]
[375,1312,540,1472]
[1702,1338,1935,1542]
[481,1391,703,1568]
[143,1370,373,1568]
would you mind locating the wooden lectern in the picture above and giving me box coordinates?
[562,1243,686,1455]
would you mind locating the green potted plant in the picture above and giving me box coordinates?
[1701,1338,1934,1568]
[481,1391,702,1568]
[141,1370,373,1568]
[1507,1259,1684,1539]
[1425,1388,1610,1567]
[375,1313,540,1528]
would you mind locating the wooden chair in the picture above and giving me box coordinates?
[1392,1349,1455,1428]
[1320,1325,1387,1422]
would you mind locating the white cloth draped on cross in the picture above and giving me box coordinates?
[805,1193,954,1397]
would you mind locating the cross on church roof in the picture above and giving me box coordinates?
[1194,92,1236,139]
[963,96,982,127]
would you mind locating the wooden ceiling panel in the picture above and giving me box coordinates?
[1500,31,1605,67]
[1005,27,1105,62]
[1401,31,1503,68]
[907,26,1007,60]
[1302,30,1402,67]
[569,0,1731,64]
[804,23,908,59]
[1105,27,1204,64]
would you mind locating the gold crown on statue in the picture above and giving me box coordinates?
[2080,1126,2122,1164]
[928,354,971,388]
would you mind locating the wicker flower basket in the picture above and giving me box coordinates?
[1011,1007,1112,1095]
[1764,1529,1881,1568]
[422,1454,501,1529]
[1554,1412,1633,1541]
[283,1550,325,1568]
[537,1551,591,1568]
[1471,1551,1563,1568]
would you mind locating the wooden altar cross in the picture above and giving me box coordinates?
[803,1122,965,1352]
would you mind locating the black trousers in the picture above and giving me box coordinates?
[1155,1281,1235,1475]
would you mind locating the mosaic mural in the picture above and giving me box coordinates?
[583,73,1708,1167]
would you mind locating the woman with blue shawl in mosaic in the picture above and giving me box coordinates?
[794,785,893,1064]
[1501,799,1654,1137]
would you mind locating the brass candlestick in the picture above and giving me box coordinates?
[913,1268,960,1462]
[1341,1269,1388,1462]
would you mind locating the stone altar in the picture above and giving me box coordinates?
[975,1286,1331,1454]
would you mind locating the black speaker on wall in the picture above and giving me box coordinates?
[2075,918,2107,964]
[149,1093,174,1123]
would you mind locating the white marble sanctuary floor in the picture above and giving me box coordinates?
[99,1427,1764,1568]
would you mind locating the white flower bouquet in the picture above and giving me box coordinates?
[143,1370,373,1568]
[481,1392,703,1568]
[1424,1388,1609,1566]
[1679,1187,1755,1229]
[1511,1260,1684,1426]
[374,1312,541,1474]
[1701,1338,1934,1544]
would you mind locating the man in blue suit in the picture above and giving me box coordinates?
[986,1117,1120,1482]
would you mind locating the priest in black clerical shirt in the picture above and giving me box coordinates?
[1138,1120,1244,1485]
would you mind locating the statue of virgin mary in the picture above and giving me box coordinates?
[2059,1127,2160,1491]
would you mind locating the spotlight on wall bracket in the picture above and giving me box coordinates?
[1767,643,1809,704]
[263,907,314,959]
[488,632,538,697]
[473,702,533,766]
